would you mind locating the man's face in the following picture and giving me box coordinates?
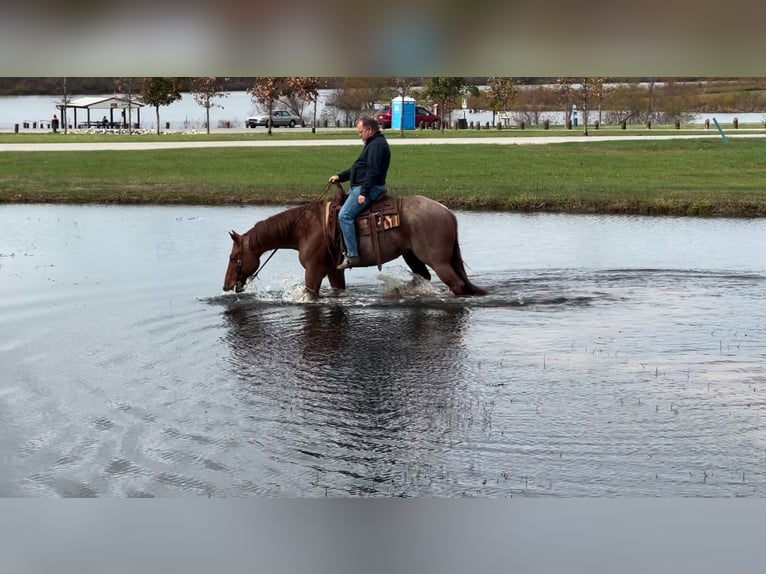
[356,122,372,141]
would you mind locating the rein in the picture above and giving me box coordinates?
[246,182,335,283]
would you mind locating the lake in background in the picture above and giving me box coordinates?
[1,91,764,131]
[2,205,765,497]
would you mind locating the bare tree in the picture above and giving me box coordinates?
[392,77,420,134]
[191,77,229,134]
[60,77,70,135]
[646,77,656,126]
[324,78,381,127]
[605,81,645,126]
[289,77,322,133]
[248,77,294,135]
[115,77,140,134]
[557,77,577,129]
[653,79,695,125]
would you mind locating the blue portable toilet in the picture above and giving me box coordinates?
[391,96,416,130]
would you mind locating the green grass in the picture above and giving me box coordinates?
[2,136,766,216]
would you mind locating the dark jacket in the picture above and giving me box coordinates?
[336,131,390,197]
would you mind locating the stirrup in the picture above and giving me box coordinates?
[337,256,360,270]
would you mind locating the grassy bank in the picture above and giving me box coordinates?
[2,137,766,216]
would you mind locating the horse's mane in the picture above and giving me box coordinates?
[249,203,318,250]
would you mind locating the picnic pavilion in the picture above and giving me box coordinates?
[57,95,144,129]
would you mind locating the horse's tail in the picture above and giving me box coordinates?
[451,237,487,296]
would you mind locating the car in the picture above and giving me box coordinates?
[373,104,440,129]
[245,109,303,128]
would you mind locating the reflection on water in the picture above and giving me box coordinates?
[219,296,473,496]
[2,205,766,497]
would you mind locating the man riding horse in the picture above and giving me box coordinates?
[328,116,390,270]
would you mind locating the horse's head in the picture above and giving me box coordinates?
[223,230,260,293]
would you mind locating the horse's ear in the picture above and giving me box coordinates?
[229,230,240,242]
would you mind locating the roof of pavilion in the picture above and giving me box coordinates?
[60,95,145,110]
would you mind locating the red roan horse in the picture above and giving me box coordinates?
[223,190,486,299]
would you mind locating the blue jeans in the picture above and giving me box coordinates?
[338,185,386,257]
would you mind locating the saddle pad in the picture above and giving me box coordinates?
[358,213,400,236]
[356,197,401,236]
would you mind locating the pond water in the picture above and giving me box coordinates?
[2,204,765,497]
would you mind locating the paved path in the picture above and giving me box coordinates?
[1,132,765,152]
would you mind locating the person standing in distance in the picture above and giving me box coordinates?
[328,116,391,270]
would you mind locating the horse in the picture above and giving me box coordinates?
[222,191,486,299]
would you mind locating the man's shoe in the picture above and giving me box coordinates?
[337,256,361,270]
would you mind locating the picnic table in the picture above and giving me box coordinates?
[77,120,123,129]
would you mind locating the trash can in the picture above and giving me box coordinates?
[456,118,468,129]
[391,96,415,130]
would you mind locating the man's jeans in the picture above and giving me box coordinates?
[338,185,386,257]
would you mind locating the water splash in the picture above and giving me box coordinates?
[281,276,316,303]
[378,269,445,299]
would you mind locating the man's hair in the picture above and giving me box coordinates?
[358,116,380,132]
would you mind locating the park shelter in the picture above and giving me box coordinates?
[57,95,144,129]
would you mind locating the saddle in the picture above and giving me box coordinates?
[324,184,402,270]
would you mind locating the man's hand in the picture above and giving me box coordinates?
[328,175,340,183]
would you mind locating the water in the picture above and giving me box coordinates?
[2,204,766,497]
[2,91,765,131]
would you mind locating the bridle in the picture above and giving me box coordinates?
[232,182,337,289]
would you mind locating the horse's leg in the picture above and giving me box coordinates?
[303,267,326,300]
[402,250,431,281]
[327,268,346,291]
[427,242,486,296]
[429,262,471,296]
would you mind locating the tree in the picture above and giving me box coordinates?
[589,77,612,126]
[653,79,694,125]
[191,77,228,134]
[606,81,646,126]
[114,77,140,134]
[423,77,478,132]
[392,77,421,135]
[60,77,71,135]
[487,77,519,126]
[556,77,577,129]
[289,77,322,134]
[248,77,295,135]
[322,77,390,128]
[140,77,183,135]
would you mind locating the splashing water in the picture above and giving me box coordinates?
[378,269,445,299]
[281,276,316,303]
